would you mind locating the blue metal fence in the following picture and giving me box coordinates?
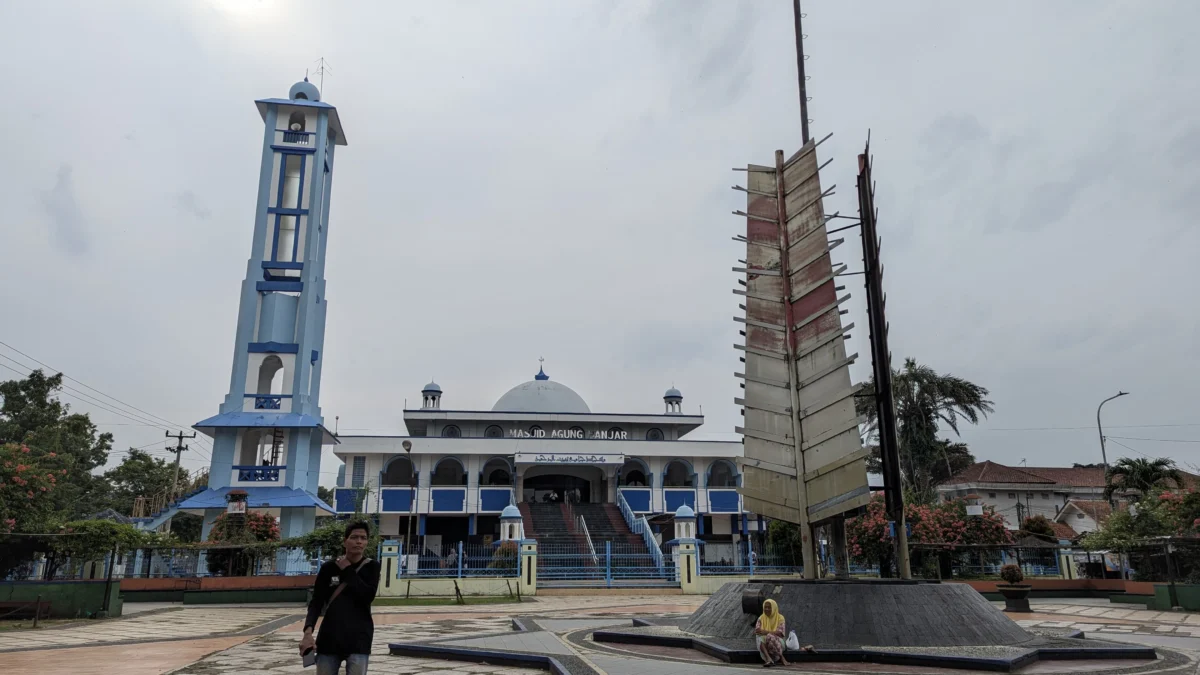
[397,542,518,578]
[698,539,801,576]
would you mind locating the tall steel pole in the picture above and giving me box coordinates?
[403,440,415,575]
[792,0,811,143]
[1096,391,1128,472]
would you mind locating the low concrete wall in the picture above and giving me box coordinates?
[183,588,309,604]
[0,580,122,618]
[687,574,800,595]
[377,577,522,598]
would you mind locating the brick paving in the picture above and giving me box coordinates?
[4,595,1199,674]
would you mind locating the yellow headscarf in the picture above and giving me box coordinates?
[759,598,784,635]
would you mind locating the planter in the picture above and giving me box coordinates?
[997,584,1032,612]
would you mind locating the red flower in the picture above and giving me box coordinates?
[48,452,56,458]
[26,491,34,498]
[20,446,30,454]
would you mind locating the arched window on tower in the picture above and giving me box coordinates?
[646,428,664,441]
[441,425,462,438]
[431,457,467,486]
[253,356,285,410]
[284,112,309,145]
[485,425,504,438]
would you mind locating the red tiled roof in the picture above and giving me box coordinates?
[1064,499,1113,524]
[1022,467,1106,488]
[942,461,1056,486]
[1050,521,1079,541]
[943,461,1200,492]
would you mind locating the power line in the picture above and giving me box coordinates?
[1107,436,1200,444]
[0,358,210,465]
[0,340,211,445]
[0,342,213,461]
[979,423,1200,432]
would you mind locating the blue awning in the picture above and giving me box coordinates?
[178,486,334,515]
[193,411,338,444]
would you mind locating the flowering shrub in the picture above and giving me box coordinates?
[846,495,1012,565]
[0,442,67,534]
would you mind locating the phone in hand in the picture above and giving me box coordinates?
[302,647,317,668]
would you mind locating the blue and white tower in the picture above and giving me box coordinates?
[183,78,346,541]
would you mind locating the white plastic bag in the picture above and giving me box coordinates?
[786,631,800,651]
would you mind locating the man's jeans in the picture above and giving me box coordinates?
[316,653,368,675]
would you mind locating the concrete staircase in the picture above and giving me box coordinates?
[518,502,667,585]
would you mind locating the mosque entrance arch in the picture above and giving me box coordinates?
[521,464,605,504]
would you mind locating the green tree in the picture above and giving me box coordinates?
[103,449,181,516]
[317,485,334,505]
[857,358,993,504]
[1104,457,1184,501]
[0,370,113,521]
[1021,515,1056,540]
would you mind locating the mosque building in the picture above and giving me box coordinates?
[332,364,762,555]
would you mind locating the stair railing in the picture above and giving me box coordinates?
[577,514,599,566]
[617,491,665,574]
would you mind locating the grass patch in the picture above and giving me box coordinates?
[373,596,526,607]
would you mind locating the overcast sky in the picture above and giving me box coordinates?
[1,1,1197,486]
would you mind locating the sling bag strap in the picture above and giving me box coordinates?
[323,557,372,613]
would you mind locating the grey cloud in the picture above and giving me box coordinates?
[40,164,90,256]
[175,190,212,220]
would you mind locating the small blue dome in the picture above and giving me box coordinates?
[674,504,695,519]
[664,387,683,400]
[289,79,321,102]
[422,380,442,394]
[500,504,521,519]
[534,366,549,381]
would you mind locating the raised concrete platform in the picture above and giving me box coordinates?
[686,578,1032,646]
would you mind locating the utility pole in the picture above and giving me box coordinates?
[165,430,196,498]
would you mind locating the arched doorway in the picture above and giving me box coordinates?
[521,464,604,504]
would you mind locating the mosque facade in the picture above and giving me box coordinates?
[332,366,761,550]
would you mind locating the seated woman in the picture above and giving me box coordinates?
[754,599,814,667]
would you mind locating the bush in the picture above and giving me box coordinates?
[999,563,1024,585]
[488,541,518,570]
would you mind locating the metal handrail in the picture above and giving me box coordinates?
[577,515,599,566]
[616,491,665,572]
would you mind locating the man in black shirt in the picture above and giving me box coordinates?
[300,521,381,674]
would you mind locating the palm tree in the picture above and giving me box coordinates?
[858,358,994,504]
[1103,457,1184,500]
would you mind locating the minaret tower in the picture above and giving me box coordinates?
[191,78,347,542]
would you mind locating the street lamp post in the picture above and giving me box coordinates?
[1096,391,1129,471]
[403,440,415,576]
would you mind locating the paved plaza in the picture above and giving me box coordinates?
[0,595,1197,674]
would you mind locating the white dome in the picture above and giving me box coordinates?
[493,380,590,414]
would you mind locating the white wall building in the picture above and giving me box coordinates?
[333,366,759,550]
[937,461,1108,529]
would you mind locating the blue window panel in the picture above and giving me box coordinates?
[479,488,511,512]
[708,490,740,513]
[431,488,465,512]
[620,489,651,513]
[247,342,299,354]
[270,144,317,154]
[261,261,304,270]
[334,488,357,513]
[257,281,303,292]
[380,488,412,512]
[665,490,696,512]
